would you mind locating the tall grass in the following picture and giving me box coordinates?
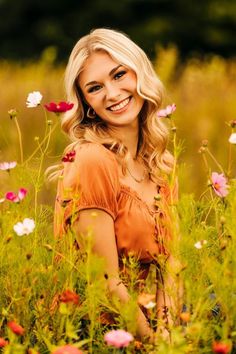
[0,51,236,353]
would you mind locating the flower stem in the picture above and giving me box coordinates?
[13,116,24,163]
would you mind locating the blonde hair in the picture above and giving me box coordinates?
[52,28,174,184]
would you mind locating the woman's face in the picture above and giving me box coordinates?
[78,51,144,128]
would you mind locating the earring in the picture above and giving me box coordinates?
[87,106,96,119]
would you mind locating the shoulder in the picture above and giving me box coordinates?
[74,142,117,166]
[62,142,119,187]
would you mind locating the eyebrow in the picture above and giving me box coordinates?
[85,64,122,88]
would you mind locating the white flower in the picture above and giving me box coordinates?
[143,301,156,309]
[194,240,207,249]
[0,161,17,171]
[13,218,35,236]
[26,91,43,108]
[0,198,5,203]
[229,133,236,144]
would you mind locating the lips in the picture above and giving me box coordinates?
[107,97,131,111]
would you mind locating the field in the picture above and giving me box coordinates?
[0,49,236,353]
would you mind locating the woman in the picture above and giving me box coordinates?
[54,28,178,341]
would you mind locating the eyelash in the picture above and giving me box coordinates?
[88,70,127,93]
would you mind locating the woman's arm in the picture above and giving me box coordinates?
[74,208,153,340]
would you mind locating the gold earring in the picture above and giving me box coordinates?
[87,107,96,118]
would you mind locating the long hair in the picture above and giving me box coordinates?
[50,28,174,184]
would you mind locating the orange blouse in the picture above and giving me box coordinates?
[54,143,176,266]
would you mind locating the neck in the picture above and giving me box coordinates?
[108,121,140,159]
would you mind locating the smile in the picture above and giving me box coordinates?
[108,97,131,112]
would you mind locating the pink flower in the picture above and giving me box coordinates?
[211,172,229,198]
[104,329,134,348]
[5,188,27,203]
[0,161,17,171]
[158,104,176,118]
[7,321,25,335]
[212,341,231,354]
[62,150,76,162]
[44,102,74,113]
[52,345,83,354]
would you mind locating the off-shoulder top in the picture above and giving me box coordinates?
[54,142,177,266]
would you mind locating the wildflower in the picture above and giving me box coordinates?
[138,293,156,309]
[158,103,176,118]
[194,240,207,249]
[26,91,42,108]
[5,188,27,203]
[60,289,80,305]
[44,101,74,113]
[8,108,18,119]
[13,218,35,236]
[62,150,76,163]
[104,329,134,348]
[212,341,231,354]
[52,345,83,354]
[180,312,190,322]
[0,161,17,171]
[228,132,236,144]
[0,338,8,347]
[0,198,5,203]
[211,172,229,198]
[7,321,25,335]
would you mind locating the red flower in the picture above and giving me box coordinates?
[52,344,83,354]
[0,338,8,347]
[212,341,231,354]
[62,150,76,163]
[7,321,25,335]
[44,102,74,113]
[60,289,80,305]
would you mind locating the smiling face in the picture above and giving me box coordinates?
[78,51,144,128]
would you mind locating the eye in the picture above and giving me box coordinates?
[88,85,102,93]
[114,70,127,80]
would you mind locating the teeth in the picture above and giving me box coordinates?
[110,98,130,111]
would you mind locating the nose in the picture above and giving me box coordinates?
[105,82,121,102]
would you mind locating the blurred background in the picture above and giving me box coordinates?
[0,0,236,203]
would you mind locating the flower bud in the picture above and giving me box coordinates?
[8,108,18,119]
[229,119,236,128]
[202,139,208,147]
[220,216,226,225]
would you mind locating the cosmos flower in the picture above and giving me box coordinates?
[52,345,83,354]
[228,132,236,144]
[13,218,35,236]
[26,91,43,108]
[7,321,25,336]
[211,172,229,198]
[194,240,207,249]
[158,104,176,118]
[212,341,231,354]
[60,289,80,305]
[138,293,156,309]
[62,150,76,163]
[104,329,134,348]
[44,101,74,113]
[0,338,8,347]
[5,188,27,203]
[0,161,17,171]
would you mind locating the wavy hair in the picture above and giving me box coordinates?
[50,28,174,184]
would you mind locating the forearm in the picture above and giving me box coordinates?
[108,277,153,340]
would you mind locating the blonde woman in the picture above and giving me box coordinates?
[54,28,178,342]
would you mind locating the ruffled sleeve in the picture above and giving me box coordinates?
[54,143,120,235]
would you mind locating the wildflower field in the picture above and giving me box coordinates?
[0,50,236,353]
